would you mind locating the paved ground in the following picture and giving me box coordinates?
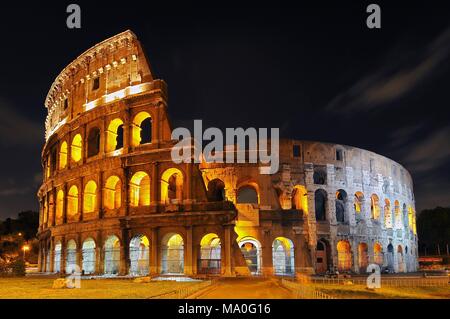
[193,277,295,299]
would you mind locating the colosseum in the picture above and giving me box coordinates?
[37,30,418,278]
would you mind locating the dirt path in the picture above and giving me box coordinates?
[193,277,295,299]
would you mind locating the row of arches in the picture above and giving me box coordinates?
[46,168,185,223]
[53,233,222,276]
[55,112,153,171]
[332,240,412,273]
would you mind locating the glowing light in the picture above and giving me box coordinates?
[22,245,30,252]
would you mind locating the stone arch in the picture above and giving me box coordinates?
[397,245,405,273]
[59,141,68,169]
[354,192,364,216]
[370,194,380,220]
[106,118,124,152]
[314,189,327,221]
[291,185,308,213]
[82,237,96,275]
[337,240,352,271]
[198,233,221,275]
[238,237,262,275]
[71,134,82,162]
[104,235,121,275]
[65,239,78,273]
[207,179,226,202]
[130,171,150,206]
[104,175,121,210]
[315,239,331,273]
[161,168,184,204]
[87,127,101,157]
[384,198,392,228]
[53,241,62,273]
[236,184,259,205]
[56,190,64,223]
[272,237,295,276]
[67,185,79,217]
[387,243,394,272]
[373,242,383,265]
[161,233,184,274]
[394,200,401,228]
[335,189,347,223]
[83,180,97,214]
[358,242,369,273]
[129,234,150,276]
[131,111,152,147]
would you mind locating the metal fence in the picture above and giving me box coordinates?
[281,279,335,299]
[149,279,216,299]
[310,276,449,287]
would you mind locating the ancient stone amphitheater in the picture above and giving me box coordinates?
[37,30,418,277]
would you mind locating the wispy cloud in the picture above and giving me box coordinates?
[0,187,31,196]
[326,27,450,113]
[0,98,43,147]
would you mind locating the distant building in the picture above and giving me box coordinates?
[38,30,418,276]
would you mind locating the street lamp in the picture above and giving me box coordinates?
[22,245,30,262]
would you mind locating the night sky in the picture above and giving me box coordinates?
[0,1,449,218]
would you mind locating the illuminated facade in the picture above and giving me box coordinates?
[37,30,418,277]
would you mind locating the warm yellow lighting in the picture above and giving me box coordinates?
[71,134,82,162]
[129,171,150,207]
[83,180,97,213]
[56,190,64,220]
[370,194,380,220]
[67,185,79,216]
[22,245,30,252]
[106,118,124,153]
[292,185,308,213]
[59,141,68,169]
[161,168,183,204]
[104,176,121,210]
[131,111,151,147]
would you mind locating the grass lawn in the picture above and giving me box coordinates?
[314,283,450,299]
[0,277,202,299]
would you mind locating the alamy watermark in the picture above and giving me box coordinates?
[171,120,280,174]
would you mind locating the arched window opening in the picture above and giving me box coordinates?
[313,167,327,185]
[54,242,62,273]
[238,237,262,275]
[384,199,392,228]
[132,112,152,147]
[387,244,394,271]
[106,118,124,153]
[315,240,330,274]
[394,200,401,228]
[236,185,259,205]
[198,233,221,275]
[374,243,383,265]
[67,186,79,217]
[65,239,77,274]
[358,243,368,273]
[129,172,150,207]
[370,194,380,220]
[129,235,150,276]
[104,176,122,210]
[337,240,352,272]
[83,180,97,214]
[314,189,327,221]
[397,245,405,273]
[207,179,226,202]
[291,185,308,213]
[56,190,64,223]
[59,142,68,169]
[161,233,184,274]
[161,168,183,204]
[335,189,347,223]
[272,237,295,276]
[104,235,120,275]
[87,127,101,158]
[82,238,96,275]
[354,192,364,215]
[71,134,82,162]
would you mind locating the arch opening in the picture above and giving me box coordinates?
[207,179,225,202]
[83,180,97,214]
[161,233,184,274]
[106,118,124,153]
[129,235,150,276]
[337,240,352,272]
[314,189,327,221]
[238,237,262,275]
[53,241,62,273]
[272,237,295,276]
[130,171,150,207]
[132,112,152,147]
[198,233,221,275]
[87,127,101,157]
[65,239,77,274]
[104,235,120,275]
[104,176,122,210]
[71,134,82,162]
[82,238,96,275]
[161,168,183,204]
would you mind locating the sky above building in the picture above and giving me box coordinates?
[0,1,449,218]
